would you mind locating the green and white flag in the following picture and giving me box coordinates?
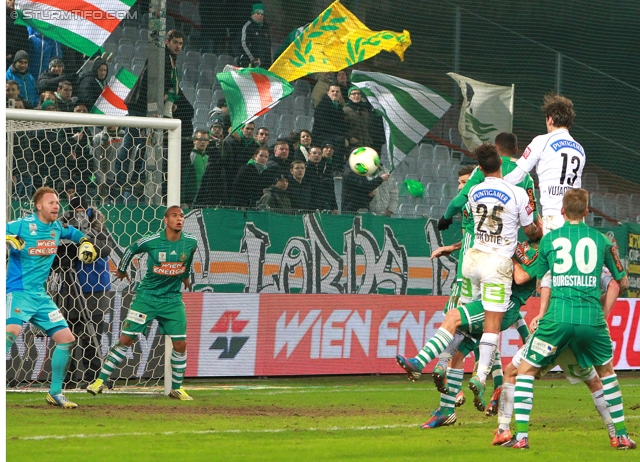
[14,0,136,57]
[447,72,514,151]
[350,70,451,166]
[217,66,294,133]
[90,68,137,116]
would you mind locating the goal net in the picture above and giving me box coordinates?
[6,109,181,394]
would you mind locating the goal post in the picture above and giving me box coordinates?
[6,109,181,395]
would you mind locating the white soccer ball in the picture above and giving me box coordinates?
[349,147,380,176]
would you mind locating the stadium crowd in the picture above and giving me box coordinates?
[5,1,401,217]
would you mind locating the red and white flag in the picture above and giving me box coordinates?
[90,68,137,116]
[216,67,294,132]
[14,0,136,57]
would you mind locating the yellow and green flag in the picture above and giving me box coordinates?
[269,1,411,82]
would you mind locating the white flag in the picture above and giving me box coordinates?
[447,72,514,151]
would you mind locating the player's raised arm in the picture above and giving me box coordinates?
[439,167,481,229]
[430,241,462,260]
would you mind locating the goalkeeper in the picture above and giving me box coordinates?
[87,206,197,400]
[6,186,98,409]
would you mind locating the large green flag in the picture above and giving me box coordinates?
[351,71,452,167]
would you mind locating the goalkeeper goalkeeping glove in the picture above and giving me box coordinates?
[78,237,98,263]
[6,235,25,251]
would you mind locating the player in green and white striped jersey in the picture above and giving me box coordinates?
[87,206,198,400]
[506,189,635,450]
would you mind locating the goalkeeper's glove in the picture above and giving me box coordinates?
[6,235,25,251]
[78,237,98,263]
[437,215,453,231]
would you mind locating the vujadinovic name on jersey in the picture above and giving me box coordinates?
[552,274,597,287]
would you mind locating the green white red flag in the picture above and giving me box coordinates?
[14,0,136,57]
[90,67,137,116]
[217,66,294,133]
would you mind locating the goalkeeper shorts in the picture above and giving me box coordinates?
[121,295,187,341]
[6,291,69,332]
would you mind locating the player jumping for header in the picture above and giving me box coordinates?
[6,186,98,408]
[87,206,198,400]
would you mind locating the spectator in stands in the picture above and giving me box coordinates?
[6,79,20,102]
[123,30,194,197]
[341,150,391,212]
[26,26,63,78]
[344,86,373,149]
[38,91,57,110]
[40,99,56,111]
[265,139,291,180]
[194,119,228,207]
[305,146,338,213]
[321,143,342,177]
[76,58,108,109]
[337,70,352,102]
[238,3,272,68]
[181,129,211,206]
[225,121,260,186]
[8,96,25,109]
[368,163,398,217]
[311,72,336,108]
[73,102,89,114]
[230,146,272,208]
[255,127,270,148]
[293,130,313,161]
[55,80,74,112]
[313,85,348,165]
[6,0,29,70]
[208,98,231,134]
[37,56,73,93]
[6,50,38,107]
[258,175,291,212]
[287,159,311,211]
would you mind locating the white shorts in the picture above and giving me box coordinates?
[512,345,597,385]
[460,247,513,313]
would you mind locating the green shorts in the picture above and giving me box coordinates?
[6,291,68,334]
[521,319,613,369]
[457,300,522,357]
[121,295,187,341]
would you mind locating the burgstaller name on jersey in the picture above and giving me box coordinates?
[553,275,597,287]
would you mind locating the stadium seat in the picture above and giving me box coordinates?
[132,57,146,69]
[404,174,420,183]
[278,114,295,133]
[419,143,434,159]
[414,204,430,217]
[202,53,218,69]
[436,163,455,181]
[404,156,418,174]
[132,64,145,76]
[295,115,313,131]
[118,44,135,61]
[294,79,311,95]
[279,95,295,112]
[182,67,198,84]
[196,89,213,104]
[198,69,216,87]
[179,1,197,22]
[263,112,279,131]
[139,29,149,41]
[420,173,436,186]
[103,43,118,57]
[194,108,209,124]
[186,50,201,67]
[212,89,225,105]
[217,54,235,67]
[122,27,139,41]
[421,196,440,207]
[615,205,630,222]
[118,38,135,48]
[425,182,440,199]
[433,145,450,165]
[582,172,599,192]
[589,192,604,212]
[182,88,195,105]
[193,101,209,112]
[449,127,462,147]
[429,204,446,218]
[603,193,617,212]
[397,203,415,217]
[134,42,149,56]
[616,193,631,208]
[294,96,308,114]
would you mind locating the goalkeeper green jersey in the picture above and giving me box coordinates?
[537,221,626,326]
[444,156,538,221]
[119,230,197,300]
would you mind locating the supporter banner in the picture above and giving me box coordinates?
[628,226,640,297]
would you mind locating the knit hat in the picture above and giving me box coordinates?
[70,196,88,210]
[210,116,224,127]
[252,3,264,14]
[348,86,361,95]
[13,50,29,64]
[40,100,56,110]
[217,97,227,108]
[49,56,64,68]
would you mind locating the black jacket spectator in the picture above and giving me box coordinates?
[341,165,385,213]
[305,159,338,211]
[193,138,228,207]
[265,155,290,182]
[259,183,292,211]
[37,58,76,94]
[76,58,108,109]
[6,6,29,70]
[224,130,260,185]
[238,18,272,68]
[313,94,348,146]
[230,162,272,208]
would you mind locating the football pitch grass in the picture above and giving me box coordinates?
[7,373,640,461]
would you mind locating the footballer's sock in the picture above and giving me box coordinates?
[512,315,530,343]
[436,331,466,368]
[491,350,503,390]
[498,382,515,431]
[6,332,17,354]
[415,328,454,367]
[592,389,615,438]
[439,368,463,415]
[443,284,461,313]
[49,342,73,395]
[475,333,499,384]
[98,342,129,382]
[171,350,187,390]
[514,375,534,441]
[601,374,628,436]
